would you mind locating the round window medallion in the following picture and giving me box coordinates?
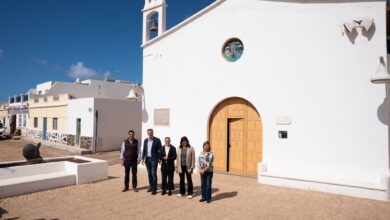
[222,38,244,62]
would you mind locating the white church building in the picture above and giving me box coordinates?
[141,0,389,200]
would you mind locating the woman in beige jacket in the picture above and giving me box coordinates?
[176,136,196,199]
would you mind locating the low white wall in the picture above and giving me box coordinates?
[65,156,108,184]
[258,162,390,201]
[0,161,65,179]
[0,156,108,198]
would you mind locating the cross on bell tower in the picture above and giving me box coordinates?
[142,0,167,44]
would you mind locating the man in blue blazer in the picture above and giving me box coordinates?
[142,128,162,195]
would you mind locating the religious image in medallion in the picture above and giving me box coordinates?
[223,38,244,62]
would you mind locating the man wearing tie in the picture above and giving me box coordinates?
[142,128,162,195]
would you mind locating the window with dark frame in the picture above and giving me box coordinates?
[34,118,38,128]
[387,2,390,54]
[53,118,58,130]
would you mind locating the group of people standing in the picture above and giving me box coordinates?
[120,129,214,203]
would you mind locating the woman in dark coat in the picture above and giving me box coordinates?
[159,137,177,196]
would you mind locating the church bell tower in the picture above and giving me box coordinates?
[142,0,167,44]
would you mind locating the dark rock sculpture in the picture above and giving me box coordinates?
[23,142,43,162]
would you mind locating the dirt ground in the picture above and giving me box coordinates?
[0,139,121,165]
[1,140,390,219]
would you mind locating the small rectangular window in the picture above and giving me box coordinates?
[23,115,27,127]
[34,118,38,128]
[53,118,58,130]
[387,3,390,54]
[23,94,29,102]
[18,115,22,127]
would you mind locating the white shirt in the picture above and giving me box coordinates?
[147,138,153,157]
[165,146,170,158]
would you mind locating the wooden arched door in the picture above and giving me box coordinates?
[209,97,262,176]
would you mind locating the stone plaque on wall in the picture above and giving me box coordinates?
[154,108,169,126]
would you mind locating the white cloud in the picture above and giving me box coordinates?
[103,71,112,79]
[67,62,97,79]
[36,58,49,66]
[35,58,62,71]
[52,63,62,70]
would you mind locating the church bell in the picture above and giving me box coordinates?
[150,19,158,32]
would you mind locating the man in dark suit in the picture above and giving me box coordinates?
[142,128,162,195]
[159,137,177,196]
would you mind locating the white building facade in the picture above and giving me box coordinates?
[27,79,142,152]
[8,92,33,135]
[141,0,389,200]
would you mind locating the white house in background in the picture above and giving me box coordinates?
[5,81,57,135]
[141,0,389,200]
[0,103,9,134]
[27,79,142,152]
[7,88,40,135]
[36,81,55,95]
[8,94,29,133]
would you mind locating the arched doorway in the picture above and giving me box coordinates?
[209,97,262,176]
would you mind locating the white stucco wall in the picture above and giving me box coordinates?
[44,80,143,101]
[36,81,54,95]
[67,98,95,137]
[142,0,388,186]
[94,98,142,152]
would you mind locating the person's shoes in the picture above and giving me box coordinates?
[161,191,166,195]
[133,188,138,192]
[199,198,206,202]
[151,190,157,195]
[188,195,193,199]
[147,188,153,192]
[168,191,172,196]
[177,194,183,197]
[206,200,211,203]
[122,188,129,192]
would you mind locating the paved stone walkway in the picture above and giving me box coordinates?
[1,164,390,220]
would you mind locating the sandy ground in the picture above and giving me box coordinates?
[0,139,121,165]
[1,140,390,219]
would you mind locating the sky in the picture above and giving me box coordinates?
[0,0,215,102]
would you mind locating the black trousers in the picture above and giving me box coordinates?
[161,169,174,192]
[124,160,137,189]
[179,166,193,195]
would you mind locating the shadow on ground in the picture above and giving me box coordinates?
[1,207,20,220]
[212,191,238,201]
[135,183,237,201]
